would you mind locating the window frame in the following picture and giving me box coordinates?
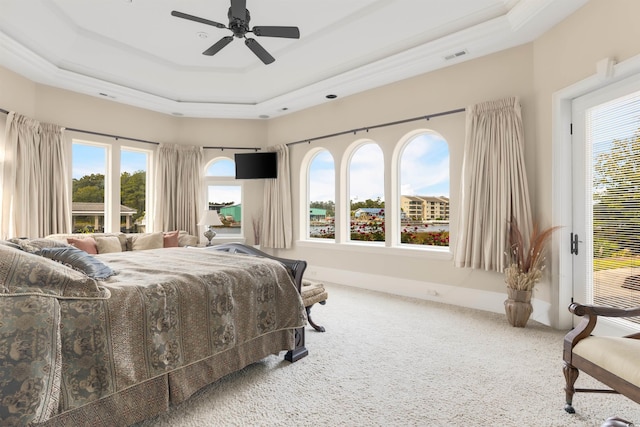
[70,136,154,233]
[204,156,245,243]
[297,130,453,260]
[394,130,451,250]
[304,147,336,242]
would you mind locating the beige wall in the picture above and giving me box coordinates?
[1,0,639,328]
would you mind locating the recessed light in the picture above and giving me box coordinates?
[259,114,270,119]
[171,112,184,116]
[281,107,288,111]
[326,94,337,99]
[196,32,208,39]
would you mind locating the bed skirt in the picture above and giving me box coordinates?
[38,329,295,426]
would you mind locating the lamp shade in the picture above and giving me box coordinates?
[198,209,223,226]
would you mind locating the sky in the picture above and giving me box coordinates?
[72,144,147,179]
[309,133,450,203]
[73,132,450,204]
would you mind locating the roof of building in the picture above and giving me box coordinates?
[72,202,137,214]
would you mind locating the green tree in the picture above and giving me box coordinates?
[72,171,147,222]
[350,197,385,211]
[72,173,105,202]
[593,128,640,256]
[121,170,146,222]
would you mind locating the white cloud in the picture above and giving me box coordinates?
[400,136,450,197]
[350,144,384,201]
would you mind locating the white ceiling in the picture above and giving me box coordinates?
[0,0,587,119]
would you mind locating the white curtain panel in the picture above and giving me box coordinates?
[0,112,71,238]
[454,97,533,272]
[261,145,293,249]
[154,143,203,236]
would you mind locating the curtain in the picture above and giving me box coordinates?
[261,145,292,249]
[0,112,71,238]
[453,97,532,272]
[154,143,203,236]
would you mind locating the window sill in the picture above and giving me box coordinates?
[296,239,453,261]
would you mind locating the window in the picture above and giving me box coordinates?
[348,142,385,242]
[308,150,335,240]
[120,149,148,233]
[205,158,242,237]
[72,140,152,233]
[398,132,450,247]
[72,143,107,233]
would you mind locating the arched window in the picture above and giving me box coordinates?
[307,149,335,240]
[204,157,242,239]
[398,132,450,247]
[348,142,385,243]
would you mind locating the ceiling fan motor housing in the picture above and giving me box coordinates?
[228,7,250,38]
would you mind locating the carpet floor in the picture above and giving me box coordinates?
[138,283,640,427]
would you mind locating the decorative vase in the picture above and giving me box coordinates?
[504,287,533,327]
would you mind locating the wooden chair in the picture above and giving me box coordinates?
[563,303,640,414]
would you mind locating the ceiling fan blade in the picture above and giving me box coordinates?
[252,26,300,39]
[171,11,226,29]
[245,38,275,65]
[230,0,247,21]
[203,36,234,56]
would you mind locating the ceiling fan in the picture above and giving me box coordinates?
[171,0,300,65]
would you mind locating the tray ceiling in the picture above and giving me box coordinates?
[0,0,588,119]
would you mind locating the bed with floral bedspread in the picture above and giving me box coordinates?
[0,240,307,426]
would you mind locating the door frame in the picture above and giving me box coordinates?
[553,55,640,329]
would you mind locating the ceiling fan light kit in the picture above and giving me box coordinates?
[171,0,300,65]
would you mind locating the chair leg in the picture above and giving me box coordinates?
[306,301,326,332]
[563,361,579,414]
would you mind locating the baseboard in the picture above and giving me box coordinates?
[305,266,553,327]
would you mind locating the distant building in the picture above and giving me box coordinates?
[220,204,242,222]
[400,196,449,221]
[309,208,327,221]
[353,208,385,219]
[72,202,137,232]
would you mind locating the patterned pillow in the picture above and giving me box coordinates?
[37,247,116,280]
[0,244,109,298]
[8,237,69,253]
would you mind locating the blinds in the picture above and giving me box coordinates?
[587,88,640,320]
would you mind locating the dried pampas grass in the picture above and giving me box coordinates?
[505,219,560,291]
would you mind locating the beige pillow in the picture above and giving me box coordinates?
[95,236,123,253]
[131,232,164,251]
[178,231,198,247]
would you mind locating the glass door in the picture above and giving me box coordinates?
[571,74,640,335]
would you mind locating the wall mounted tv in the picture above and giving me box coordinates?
[234,152,278,179]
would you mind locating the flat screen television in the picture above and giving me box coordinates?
[234,152,278,179]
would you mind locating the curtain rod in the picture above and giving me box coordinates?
[0,108,261,151]
[286,107,466,147]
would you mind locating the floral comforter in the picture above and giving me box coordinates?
[0,245,306,425]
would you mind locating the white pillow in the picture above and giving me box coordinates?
[95,236,123,253]
[131,232,164,251]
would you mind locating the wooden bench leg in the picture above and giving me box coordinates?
[306,301,326,332]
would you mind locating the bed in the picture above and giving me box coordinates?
[0,240,308,426]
